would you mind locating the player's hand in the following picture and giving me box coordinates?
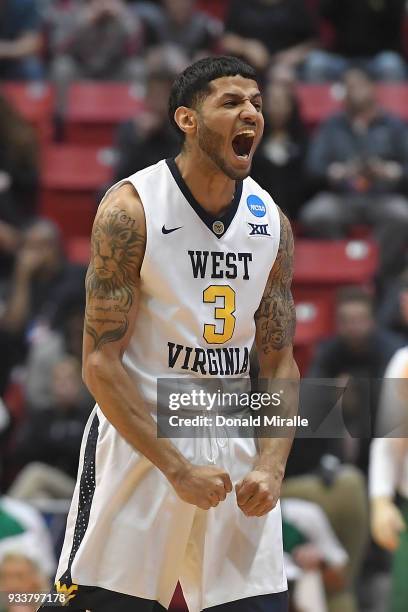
[0,220,19,253]
[235,468,281,517]
[243,39,270,71]
[15,247,47,280]
[371,497,406,551]
[292,543,322,570]
[170,464,233,510]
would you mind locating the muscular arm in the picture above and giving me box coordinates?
[83,185,189,480]
[236,209,300,517]
[83,185,232,509]
[254,207,299,469]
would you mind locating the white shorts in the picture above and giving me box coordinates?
[56,407,287,612]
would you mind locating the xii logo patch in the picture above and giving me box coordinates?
[248,223,270,236]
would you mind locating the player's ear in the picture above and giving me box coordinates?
[174,106,197,137]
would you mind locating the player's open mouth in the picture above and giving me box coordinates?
[232,130,255,160]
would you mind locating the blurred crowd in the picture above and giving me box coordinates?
[0,1,408,612]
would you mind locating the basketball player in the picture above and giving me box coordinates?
[38,56,299,612]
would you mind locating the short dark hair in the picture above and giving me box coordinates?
[336,286,374,311]
[168,56,258,138]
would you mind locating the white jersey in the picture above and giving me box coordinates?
[56,159,286,611]
[121,158,280,402]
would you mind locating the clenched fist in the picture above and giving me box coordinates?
[235,468,281,517]
[170,464,233,510]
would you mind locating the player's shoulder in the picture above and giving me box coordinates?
[130,158,169,181]
[99,182,144,223]
[245,174,277,207]
[244,174,280,219]
[91,183,147,269]
[101,160,167,206]
[245,174,290,231]
[97,160,167,225]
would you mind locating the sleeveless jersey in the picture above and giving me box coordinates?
[109,158,280,403]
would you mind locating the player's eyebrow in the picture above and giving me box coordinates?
[219,92,262,102]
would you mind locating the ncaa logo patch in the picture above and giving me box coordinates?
[247,194,266,217]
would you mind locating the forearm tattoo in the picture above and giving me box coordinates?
[85,206,145,350]
[255,209,296,354]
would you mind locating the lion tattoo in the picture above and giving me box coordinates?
[85,207,144,350]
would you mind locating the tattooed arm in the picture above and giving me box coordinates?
[235,208,300,517]
[83,184,232,510]
[254,207,298,374]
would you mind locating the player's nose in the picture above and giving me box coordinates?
[239,100,258,123]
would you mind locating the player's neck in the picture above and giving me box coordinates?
[175,152,236,217]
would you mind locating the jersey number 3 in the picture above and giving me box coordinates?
[203,285,236,344]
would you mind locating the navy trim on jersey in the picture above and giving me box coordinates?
[165,158,243,238]
[57,413,99,590]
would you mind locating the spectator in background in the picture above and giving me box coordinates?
[0,219,85,395]
[282,498,348,610]
[0,219,84,337]
[0,0,44,80]
[307,286,402,471]
[9,356,91,500]
[301,67,408,236]
[299,67,408,284]
[282,461,368,612]
[251,80,308,220]
[113,65,180,180]
[25,288,86,411]
[139,0,223,59]
[308,286,401,383]
[305,0,407,82]
[49,0,143,112]
[222,0,317,76]
[0,554,49,612]
[0,497,55,577]
[0,95,38,222]
[42,0,83,60]
[0,94,39,284]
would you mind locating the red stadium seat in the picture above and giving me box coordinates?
[294,298,332,373]
[197,0,231,20]
[376,84,408,122]
[295,299,332,346]
[3,380,25,423]
[294,239,378,286]
[293,238,378,325]
[40,145,113,241]
[1,81,54,142]
[65,82,144,146]
[296,84,342,129]
[297,84,408,129]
